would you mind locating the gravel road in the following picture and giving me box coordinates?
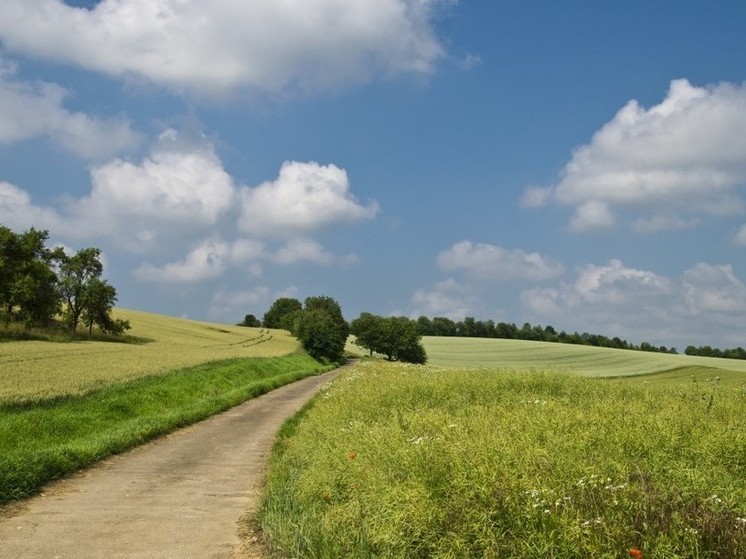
[0,369,339,559]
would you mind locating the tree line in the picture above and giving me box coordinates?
[684,345,746,360]
[253,298,427,365]
[0,225,128,335]
[413,315,679,355]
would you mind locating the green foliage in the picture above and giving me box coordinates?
[263,297,303,330]
[0,225,62,326]
[295,296,349,364]
[0,354,330,505]
[259,361,746,558]
[238,313,261,327]
[351,313,427,364]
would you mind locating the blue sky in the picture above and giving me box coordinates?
[1,1,746,351]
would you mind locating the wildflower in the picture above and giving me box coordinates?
[629,547,643,559]
[322,491,330,502]
[348,451,357,460]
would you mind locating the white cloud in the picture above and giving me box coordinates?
[437,241,565,281]
[238,161,379,236]
[0,0,448,98]
[734,225,746,247]
[411,278,475,319]
[0,181,66,233]
[520,259,746,349]
[273,238,335,266]
[533,79,746,232]
[0,56,140,158]
[631,214,699,234]
[134,239,231,283]
[569,201,615,232]
[208,287,271,322]
[682,263,746,314]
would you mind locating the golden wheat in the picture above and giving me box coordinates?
[0,308,300,403]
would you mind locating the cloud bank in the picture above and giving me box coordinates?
[0,0,449,97]
[0,129,378,282]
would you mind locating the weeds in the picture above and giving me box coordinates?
[259,361,746,558]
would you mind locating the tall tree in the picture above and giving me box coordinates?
[0,226,62,325]
[58,247,104,333]
[263,297,302,330]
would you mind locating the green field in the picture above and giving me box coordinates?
[259,359,746,559]
[0,308,300,405]
[423,336,746,383]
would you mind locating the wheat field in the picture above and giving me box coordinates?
[0,308,301,404]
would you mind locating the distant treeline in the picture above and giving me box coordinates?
[414,316,679,355]
[684,345,746,360]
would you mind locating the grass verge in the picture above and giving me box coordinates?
[258,360,746,559]
[0,353,330,506]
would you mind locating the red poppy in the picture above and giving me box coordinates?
[629,548,643,559]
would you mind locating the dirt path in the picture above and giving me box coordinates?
[0,369,339,559]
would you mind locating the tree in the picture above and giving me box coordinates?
[294,296,349,363]
[58,247,104,333]
[0,226,63,326]
[296,307,347,363]
[238,314,261,327]
[350,312,427,364]
[263,297,302,330]
[80,278,129,335]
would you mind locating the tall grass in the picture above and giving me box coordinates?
[259,361,746,558]
[0,353,331,505]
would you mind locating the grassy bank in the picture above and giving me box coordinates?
[0,353,330,505]
[259,360,746,558]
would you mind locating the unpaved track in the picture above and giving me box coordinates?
[0,369,339,559]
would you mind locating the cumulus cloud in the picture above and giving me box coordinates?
[238,161,379,236]
[273,238,335,266]
[437,241,565,281]
[0,0,448,98]
[0,56,140,158]
[80,129,236,240]
[134,239,233,283]
[411,278,476,319]
[531,79,746,232]
[682,263,746,314]
[521,259,746,348]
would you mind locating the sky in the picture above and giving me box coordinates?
[1,1,746,352]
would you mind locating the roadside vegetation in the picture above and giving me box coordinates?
[259,360,746,558]
[0,353,331,505]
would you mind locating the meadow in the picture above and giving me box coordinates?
[259,347,746,558]
[0,309,329,505]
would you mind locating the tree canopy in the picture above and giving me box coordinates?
[0,225,128,335]
[350,313,427,364]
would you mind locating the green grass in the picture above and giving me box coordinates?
[0,353,331,505]
[259,360,746,558]
[423,336,746,382]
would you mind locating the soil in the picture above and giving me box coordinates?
[0,369,339,559]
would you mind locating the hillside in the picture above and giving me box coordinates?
[0,308,301,404]
[423,336,746,380]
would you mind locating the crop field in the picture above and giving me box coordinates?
[259,360,746,558]
[423,336,746,382]
[0,308,300,405]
